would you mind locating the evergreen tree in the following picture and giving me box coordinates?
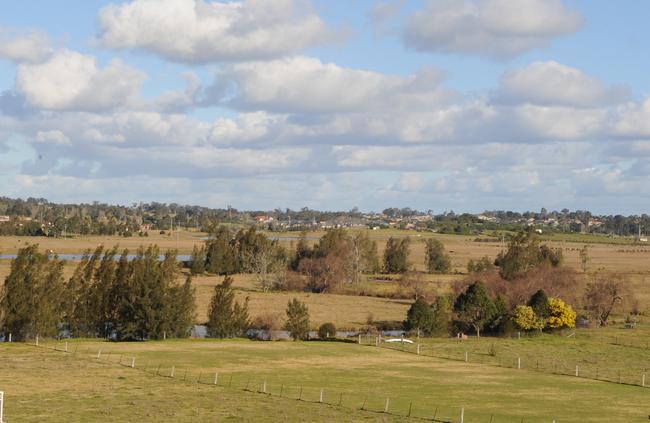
[166,276,196,338]
[430,296,452,336]
[0,245,66,341]
[285,298,310,340]
[528,289,551,319]
[189,245,206,275]
[404,298,433,336]
[206,276,249,338]
[205,226,237,275]
[453,282,496,338]
[424,239,451,274]
[383,237,411,273]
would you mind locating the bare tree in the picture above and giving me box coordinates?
[584,273,633,326]
[243,244,286,292]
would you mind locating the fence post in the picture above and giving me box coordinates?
[465,351,468,362]
[408,402,412,417]
[459,406,464,423]
[97,350,102,359]
[417,344,420,355]
[171,367,175,378]
[298,387,303,401]
[263,380,267,394]
[642,374,646,387]
[214,372,218,385]
[517,357,521,370]
[131,357,135,368]
[575,365,579,377]
[375,336,379,347]
[35,335,39,346]
[319,389,323,403]
[0,391,4,423]
[358,334,361,344]
[7,333,10,343]
[384,397,389,413]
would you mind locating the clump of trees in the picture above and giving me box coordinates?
[404,296,451,337]
[514,289,576,331]
[424,239,451,274]
[1,244,196,341]
[494,231,563,280]
[1,245,66,341]
[384,237,411,273]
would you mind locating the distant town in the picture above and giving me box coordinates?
[0,197,647,241]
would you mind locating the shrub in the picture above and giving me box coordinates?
[285,298,310,340]
[318,322,337,339]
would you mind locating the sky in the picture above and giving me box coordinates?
[1,0,650,214]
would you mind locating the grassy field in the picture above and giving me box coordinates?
[2,337,650,422]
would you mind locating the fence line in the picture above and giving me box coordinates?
[360,335,650,390]
[29,339,564,423]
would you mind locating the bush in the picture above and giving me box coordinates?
[318,322,337,339]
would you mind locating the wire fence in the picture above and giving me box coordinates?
[24,339,573,423]
[360,335,650,389]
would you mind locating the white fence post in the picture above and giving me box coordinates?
[459,406,464,423]
[464,351,468,362]
[575,365,579,377]
[384,397,389,413]
[131,357,135,368]
[319,389,324,403]
[417,344,420,355]
[214,372,219,385]
[35,335,39,346]
[642,374,646,387]
[8,333,11,342]
[0,391,4,423]
[517,357,521,370]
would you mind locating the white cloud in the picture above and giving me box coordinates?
[35,130,71,146]
[211,56,452,113]
[404,0,583,58]
[97,0,335,63]
[0,27,51,63]
[16,50,146,111]
[497,61,628,107]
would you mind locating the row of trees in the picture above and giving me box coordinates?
[1,245,195,341]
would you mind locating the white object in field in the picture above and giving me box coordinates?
[0,391,4,423]
[385,338,413,344]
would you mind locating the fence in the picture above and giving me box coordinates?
[0,391,4,423]
[360,335,650,390]
[30,339,566,423]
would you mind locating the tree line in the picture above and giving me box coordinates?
[1,244,195,341]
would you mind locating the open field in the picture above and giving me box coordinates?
[2,337,650,422]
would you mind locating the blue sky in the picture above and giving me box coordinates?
[1,0,650,214]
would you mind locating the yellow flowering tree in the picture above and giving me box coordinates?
[514,305,545,331]
[547,297,576,329]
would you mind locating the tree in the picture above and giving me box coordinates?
[404,298,433,336]
[285,298,310,340]
[424,239,451,274]
[206,276,249,338]
[467,256,494,273]
[546,298,576,329]
[430,296,452,336]
[242,238,287,292]
[1,245,67,341]
[205,226,237,275]
[383,237,411,273]
[514,305,545,331]
[453,282,496,338]
[579,245,589,273]
[318,322,336,339]
[584,274,631,326]
[349,232,380,285]
[166,276,196,338]
[398,272,428,300]
[494,231,563,280]
[527,289,551,320]
[189,245,206,275]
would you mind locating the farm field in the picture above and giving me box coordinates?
[2,336,650,422]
